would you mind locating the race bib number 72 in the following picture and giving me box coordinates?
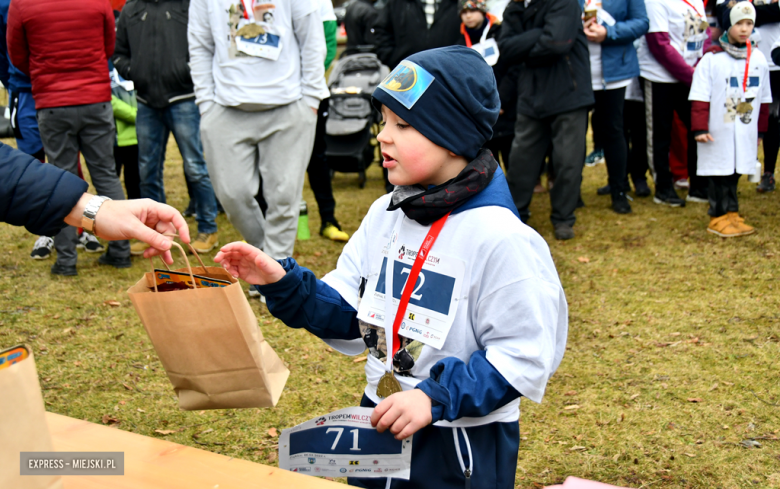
[279,407,412,479]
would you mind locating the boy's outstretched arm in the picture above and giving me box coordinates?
[215,242,287,285]
[215,243,361,340]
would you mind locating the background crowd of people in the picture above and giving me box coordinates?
[0,0,774,278]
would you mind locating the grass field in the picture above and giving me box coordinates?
[1,134,779,488]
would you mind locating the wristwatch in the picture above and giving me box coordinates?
[81,195,111,235]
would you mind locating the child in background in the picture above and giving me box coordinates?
[689,2,771,237]
[456,0,516,171]
[110,66,140,200]
[215,46,568,488]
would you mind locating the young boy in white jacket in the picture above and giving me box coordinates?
[690,2,772,237]
[215,46,568,488]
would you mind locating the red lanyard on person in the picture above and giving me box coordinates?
[680,0,704,18]
[743,41,752,94]
[376,212,451,398]
[239,0,252,20]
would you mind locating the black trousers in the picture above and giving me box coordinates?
[115,144,140,200]
[486,135,513,169]
[708,173,740,217]
[307,97,339,228]
[645,79,706,194]
[624,99,650,185]
[507,108,588,226]
[762,70,780,174]
[594,88,628,196]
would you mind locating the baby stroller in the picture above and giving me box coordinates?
[326,53,389,188]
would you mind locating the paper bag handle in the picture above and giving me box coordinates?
[149,241,196,293]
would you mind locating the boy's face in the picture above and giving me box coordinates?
[378,106,458,187]
[461,10,485,29]
[729,19,753,44]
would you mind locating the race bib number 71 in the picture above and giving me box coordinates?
[279,407,412,479]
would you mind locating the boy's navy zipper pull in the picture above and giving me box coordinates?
[464,468,471,489]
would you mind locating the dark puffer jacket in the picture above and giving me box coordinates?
[498,0,594,119]
[0,142,87,236]
[373,0,461,69]
[6,0,114,109]
[112,0,194,109]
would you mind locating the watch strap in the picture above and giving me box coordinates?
[81,195,111,233]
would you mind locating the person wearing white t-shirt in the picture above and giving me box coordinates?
[717,0,780,193]
[637,0,711,207]
[582,0,648,214]
[689,3,771,237]
[189,0,329,260]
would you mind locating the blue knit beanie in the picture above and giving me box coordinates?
[372,46,500,160]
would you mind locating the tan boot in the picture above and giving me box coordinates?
[707,215,747,237]
[130,240,150,256]
[191,232,219,253]
[726,212,755,235]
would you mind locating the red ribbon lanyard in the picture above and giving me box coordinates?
[390,212,451,359]
[240,0,251,19]
[743,42,752,93]
[680,0,704,18]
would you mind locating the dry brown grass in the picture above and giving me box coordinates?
[1,134,779,488]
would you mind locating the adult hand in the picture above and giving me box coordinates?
[214,242,287,285]
[371,389,433,440]
[694,133,714,143]
[585,22,608,43]
[64,194,190,264]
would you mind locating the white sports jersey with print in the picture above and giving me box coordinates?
[320,193,568,426]
[638,0,708,83]
[689,48,773,175]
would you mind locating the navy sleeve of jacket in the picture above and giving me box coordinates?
[0,142,88,235]
[0,9,11,89]
[256,258,361,340]
[416,350,522,422]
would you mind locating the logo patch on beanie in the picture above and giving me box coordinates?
[378,60,435,110]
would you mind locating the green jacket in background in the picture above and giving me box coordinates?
[324,20,337,71]
[111,95,137,147]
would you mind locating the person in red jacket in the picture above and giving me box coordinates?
[6,0,131,277]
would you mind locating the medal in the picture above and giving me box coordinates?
[377,371,403,397]
[377,212,451,399]
[735,43,753,115]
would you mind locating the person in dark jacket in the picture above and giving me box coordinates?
[112,0,220,255]
[373,0,462,69]
[344,0,379,55]
[0,142,190,264]
[498,0,595,240]
[7,0,132,275]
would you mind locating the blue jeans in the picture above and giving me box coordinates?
[137,100,218,234]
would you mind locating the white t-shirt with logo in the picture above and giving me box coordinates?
[638,0,708,83]
[189,0,329,110]
[319,191,568,425]
[690,49,772,175]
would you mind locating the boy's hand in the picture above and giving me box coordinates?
[695,133,714,143]
[214,242,286,285]
[371,389,433,440]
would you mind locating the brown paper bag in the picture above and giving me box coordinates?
[0,347,63,489]
[127,243,289,410]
